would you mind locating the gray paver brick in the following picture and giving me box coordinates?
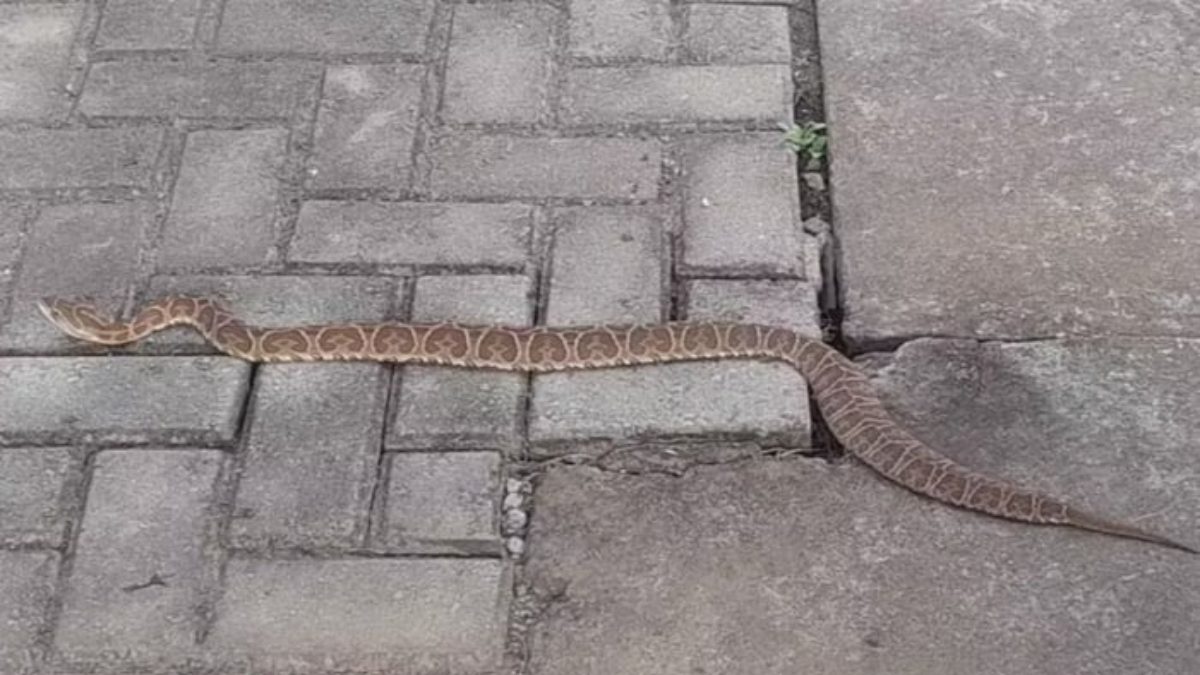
[821,0,1200,343]
[0,551,57,671]
[569,0,671,61]
[0,202,153,354]
[0,357,250,446]
[0,3,81,121]
[529,361,810,455]
[428,133,661,200]
[311,64,423,191]
[231,363,388,549]
[209,557,506,672]
[94,0,200,51]
[686,279,822,338]
[382,451,500,548]
[159,129,286,270]
[682,4,791,64]
[144,274,397,351]
[0,128,162,191]
[0,448,75,547]
[290,201,533,269]
[56,450,221,664]
[0,205,25,273]
[544,206,665,325]
[388,275,531,452]
[523,460,1200,674]
[562,65,792,125]
[444,3,555,125]
[217,0,433,56]
[679,134,805,277]
[80,60,317,119]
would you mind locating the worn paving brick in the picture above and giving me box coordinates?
[0,448,75,547]
[544,206,665,325]
[443,3,555,125]
[0,128,162,191]
[231,363,388,550]
[79,60,317,119]
[290,201,532,269]
[217,0,433,56]
[144,274,397,351]
[569,0,671,61]
[0,201,153,354]
[382,451,500,549]
[0,551,57,671]
[563,64,792,125]
[209,557,506,672]
[0,204,27,273]
[428,133,661,200]
[55,450,220,665]
[94,0,201,51]
[0,357,250,446]
[159,129,286,270]
[388,275,531,452]
[0,3,81,121]
[682,4,791,63]
[679,134,805,277]
[311,64,423,191]
[529,360,809,456]
[686,279,822,338]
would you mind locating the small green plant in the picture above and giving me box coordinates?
[780,122,828,164]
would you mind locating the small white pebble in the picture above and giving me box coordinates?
[503,493,524,511]
[504,509,528,533]
[505,478,524,495]
[506,536,525,556]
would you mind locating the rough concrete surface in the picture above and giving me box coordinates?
[821,0,1200,345]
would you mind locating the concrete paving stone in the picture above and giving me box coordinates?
[562,64,792,125]
[0,551,57,672]
[290,201,533,270]
[79,60,318,119]
[311,64,423,191]
[208,557,507,673]
[0,201,153,354]
[524,458,1200,675]
[0,448,75,547]
[0,204,27,268]
[159,129,286,270]
[443,2,555,125]
[529,359,810,456]
[857,337,1200,544]
[682,3,791,64]
[94,0,201,51]
[388,275,531,452]
[820,0,1200,344]
[0,128,162,191]
[543,206,666,325]
[569,0,671,61]
[143,274,396,351]
[381,451,501,548]
[0,3,81,121]
[686,278,822,338]
[679,133,805,277]
[231,363,388,549]
[55,450,221,665]
[0,357,250,446]
[428,133,661,200]
[217,0,433,56]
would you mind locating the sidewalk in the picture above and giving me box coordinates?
[0,1,1197,674]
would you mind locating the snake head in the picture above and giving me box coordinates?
[35,297,121,343]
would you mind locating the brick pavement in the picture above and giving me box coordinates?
[0,1,820,673]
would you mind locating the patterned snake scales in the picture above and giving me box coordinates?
[38,296,1195,554]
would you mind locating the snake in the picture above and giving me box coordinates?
[37,296,1196,554]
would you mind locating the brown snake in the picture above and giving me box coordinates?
[38,296,1196,554]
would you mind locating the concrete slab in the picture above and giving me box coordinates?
[524,458,1199,675]
[820,0,1200,345]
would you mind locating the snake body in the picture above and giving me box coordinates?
[37,296,1195,553]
